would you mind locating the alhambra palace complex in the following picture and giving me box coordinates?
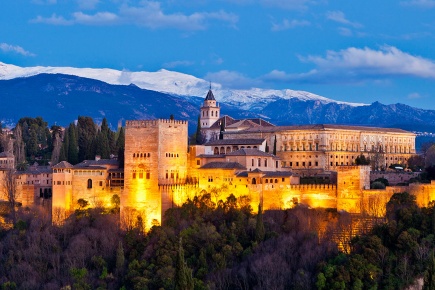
[2,89,435,228]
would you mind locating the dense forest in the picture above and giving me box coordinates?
[0,192,435,289]
[0,116,125,168]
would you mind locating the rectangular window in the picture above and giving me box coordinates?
[302,162,305,167]
[196,160,200,165]
[133,172,136,179]
[315,161,318,166]
[264,159,267,167]
[296,162,299,167]
[290,162,293,167]
[276,161,279,168]
[99,181,103,186]
[252,159,254,166]
[282,178,285,182]
[139,172,143,179]
[309,162,312,166]
[258,158,261,167]
[146,172,150,179]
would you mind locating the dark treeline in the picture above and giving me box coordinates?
[0,116,125,168]
[1,192,435,289]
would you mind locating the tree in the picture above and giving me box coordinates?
[424,252,435,290]
[51,132,62,165]
[369,149,385,171]
[273,135,277,155]
[77,116,97,162]
[68,123,79,164]
[0,169,19,226]
[408,154,424,171]
[174,238,194,290]
[219,119,225,140]
[116,127,125,168]
[116,241,125,277]
[13,123,25,165]
[255,203,265,242]
[425,145,435,168]
[355,154,370,165]
[195,115,205,145]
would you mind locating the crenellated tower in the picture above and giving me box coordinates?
[122,119,188,229]
[200,87,220,129]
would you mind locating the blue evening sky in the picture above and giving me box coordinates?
[1,0,435,109]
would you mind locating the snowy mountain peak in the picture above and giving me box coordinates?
[0,62,367,109]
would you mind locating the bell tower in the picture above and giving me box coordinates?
[200,85,220,129]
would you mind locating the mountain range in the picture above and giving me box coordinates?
[1,62,435,144]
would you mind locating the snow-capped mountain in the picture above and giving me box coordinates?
[0,62,366,110]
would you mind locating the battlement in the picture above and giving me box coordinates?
[290,184,337,190]
[335,165,369,171]
[126,119,188,128]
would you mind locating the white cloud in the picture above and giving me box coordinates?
[0,43,35,57]
[32,0,57,4]
[271,19,310,31]
[31,1,238,30]
[204,70,261,89]
[72,11,118,25]
[263,46,435,84]
[401,0,435,7]
[338,27,352,36]
[326,11,362,28]
[77,0,100,10]
[163,60,194,68]
[31,14,73,25]
[408,92,423,99]
[261,0,312,10]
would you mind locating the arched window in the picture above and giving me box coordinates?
[252,178,257,185]
[87,179,92,189]
[211,111,214,116]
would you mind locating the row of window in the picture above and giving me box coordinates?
[165,153,180,157]
[133,153,151,158]
[285,161,319,167]
[132,172,151,179]
[53,179,103,188]
[202,110,219,118]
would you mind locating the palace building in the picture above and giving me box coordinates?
[1,88,428,230]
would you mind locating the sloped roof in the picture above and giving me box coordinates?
[53,161,73,168]
[204,138,265,146]
[224,124,413,134]
[74,159,118,168]
[200,162,246,170]
[0,152,13,158]
[226,148,279,158]
[236,171,293,178]
[205,89,216,101]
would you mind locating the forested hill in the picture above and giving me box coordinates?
[3,74,435,134]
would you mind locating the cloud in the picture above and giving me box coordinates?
[77,0,99,10]
[31,14,73,25]
[72,11,118,25]
[0,43,35,57]
[263,46,435,84]
[338,27,352,36]
[326,11,362,28]
[261,0,312,10]
[32,0,57,4]
[31,1,238,30]
[163,60,194,68]
[271,19,310,31]
[408,92,423,99]
[400,0,435,7]
[204,70,261,89]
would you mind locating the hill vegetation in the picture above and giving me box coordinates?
[1,192,435,289]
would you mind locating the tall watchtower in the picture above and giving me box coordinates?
[200,87,220,128]
[122,119,188,229]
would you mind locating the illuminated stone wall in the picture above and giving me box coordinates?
[224,126,415,171]
[122,119,188,230]
[52,168,73,224]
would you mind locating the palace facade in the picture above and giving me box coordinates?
[0,89,430,230]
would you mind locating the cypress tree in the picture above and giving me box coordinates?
[116,127,125,168]
[195,115,203,145]
[255,203,265,242]
[219,119,225,140]
[77,116,97,161]
[174,238,194,290]
[273,135,277,155]
[424,252,435,290]
[68,123,79,165]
